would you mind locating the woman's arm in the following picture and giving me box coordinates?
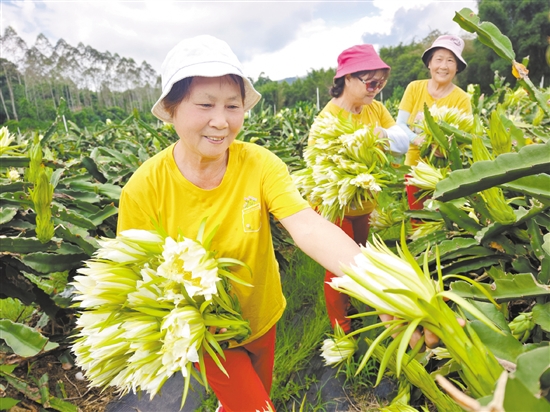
[396,109,418,142]
[376,124,411,155]
[279,208,361,277]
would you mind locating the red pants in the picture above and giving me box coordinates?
[199,325,277,412]
[324,214,370,333]
[405,174,426,210]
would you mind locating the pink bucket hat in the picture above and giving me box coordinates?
[421,35,468,73]
[334,44,390,79]
[152,35,261,123]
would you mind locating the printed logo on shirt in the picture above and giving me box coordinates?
[242,196,261,233]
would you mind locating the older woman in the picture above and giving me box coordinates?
[397,35,472,209]
[117,35,368,412]
[315,44,409,335]
[117,35,433,411]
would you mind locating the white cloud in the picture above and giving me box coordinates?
[2,0,477,81]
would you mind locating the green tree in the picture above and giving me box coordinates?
[284,68,335,109]
[253,73,287,113]
[464,0,550,93]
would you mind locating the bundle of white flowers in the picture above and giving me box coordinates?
[413,105,473,163]
[71,220,252,409]
[328,227,504,398]
[292,112,394,222]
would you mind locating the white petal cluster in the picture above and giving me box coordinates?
[292,112,393,222]
[158,237,220,300]
[161,306,204,375]
[407,160,447,192]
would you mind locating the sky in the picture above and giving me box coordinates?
[1,0,478,81]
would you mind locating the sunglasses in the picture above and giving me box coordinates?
[357,77,387,92]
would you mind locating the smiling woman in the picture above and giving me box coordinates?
[396,34,472,210]
[114,34,371,412]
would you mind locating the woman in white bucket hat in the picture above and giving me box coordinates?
[117,35,437,411]
[396,34,472,211]
[116,34,368,411]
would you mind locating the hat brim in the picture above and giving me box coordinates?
[151,61,261,123]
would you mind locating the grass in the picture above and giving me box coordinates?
[272,248,330,410]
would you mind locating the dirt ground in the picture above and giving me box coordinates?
[1,348,117,412]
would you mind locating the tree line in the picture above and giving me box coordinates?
[1,0,548,132]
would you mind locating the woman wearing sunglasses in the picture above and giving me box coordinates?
[311,44,409,335]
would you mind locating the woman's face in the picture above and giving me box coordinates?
[172,76,245,161]
[428,49,458,85]
[345,69,387,106]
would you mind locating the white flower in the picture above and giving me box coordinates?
[330,241,435,319]
[321,333,357,366]
[350,173,382,192]
[157,237,220,300]
[8,168,19,181]
[161,306,205,375]
[120,229,164,244]
[73,262,140,307]
[96,237,146,262]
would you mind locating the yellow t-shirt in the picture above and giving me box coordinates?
[317,100,395,215]
[117,140,309,346]
[321,100,396,130]
[399,80,472,166]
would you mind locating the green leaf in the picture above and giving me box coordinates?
[469,320,524,363]
[423,103,449,151]
[543,233,550,256]
[503,370,550,411]
[433,141,550,202]
[450,273,550,302]
[475,202,549,243]
[532,303,550,332]
[51,203,96,229]
[55,188,101,204]
[0,398,20,409]
[440,254,508,275]
[0,156,30,168]
[0,236,60,254]
[514,347,550,397]
[501,174,550,203]
[437,202,483,235]
[97,183,121,200]
[20,251,88,273]
[87,203,118,226]
[54,224,98,256]
[0,319,58,357]
[453,8,515,61]
[80,156,107,183]
[0,206,18,224]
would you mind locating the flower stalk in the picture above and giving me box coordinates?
[328,225,504,398]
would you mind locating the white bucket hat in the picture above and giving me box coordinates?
[151,35,261,123]
[421,35,468,73]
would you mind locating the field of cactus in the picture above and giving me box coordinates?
[1,8,549,412]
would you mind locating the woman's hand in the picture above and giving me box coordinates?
[412,134,425,147]
[379,313,466,349]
